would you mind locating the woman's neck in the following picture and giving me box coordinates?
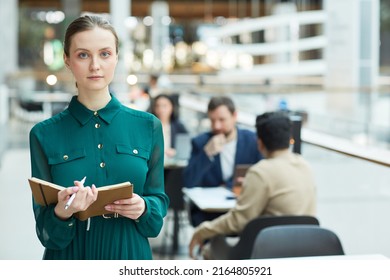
[161,118,171,125]
[77,90,112,111]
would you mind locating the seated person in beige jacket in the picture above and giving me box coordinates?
[189,111,317,259]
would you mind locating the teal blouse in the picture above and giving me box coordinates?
[29,95,169,260]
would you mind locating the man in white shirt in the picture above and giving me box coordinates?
[183,96,263,226]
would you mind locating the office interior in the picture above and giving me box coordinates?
[0,0,389,260]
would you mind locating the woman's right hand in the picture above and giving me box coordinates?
[54,180,98,220]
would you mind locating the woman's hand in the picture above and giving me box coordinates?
[54,179,98,220]
[165,147,176,158]
[104,193,146,220]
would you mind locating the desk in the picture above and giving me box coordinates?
[182,186,236,212]
[164,158,187,168]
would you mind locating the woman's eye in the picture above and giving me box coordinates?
[101,51,111,58]
[78,52,89,59]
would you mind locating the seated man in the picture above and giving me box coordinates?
[183,96,263,226]
[189,111,317,259]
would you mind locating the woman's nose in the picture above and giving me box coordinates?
[90,57,100,71]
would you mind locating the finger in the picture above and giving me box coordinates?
[59,186,79,200]
[189,240,197,259]
[114,193,138,205]
[189,244,194,259]
[67,186,79,195]
[74,180,85,188]
[91,184,98,198]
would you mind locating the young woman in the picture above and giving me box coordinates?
[29,15,169,260]
[150,94,188,158]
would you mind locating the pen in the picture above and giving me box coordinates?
[64,176,86,210]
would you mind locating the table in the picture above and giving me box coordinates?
[182,186,237,212]
[281,254,389,260]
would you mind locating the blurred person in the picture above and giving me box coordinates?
[29,15,169,260]
[151,93,188,159]
[143,74,160,98]
[188,111,317,259]
[183,96,262,226]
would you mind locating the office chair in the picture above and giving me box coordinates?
[208,215,320,260]
[250,224,345,259]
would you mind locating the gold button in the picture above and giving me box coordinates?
[133,149,138,154]
[100,162,105,168]
[63,155,69,160]
[98,144,103,149]
[94,111,98,116]
[95,123,100,128]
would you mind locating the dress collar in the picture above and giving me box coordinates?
[68,94,122,126]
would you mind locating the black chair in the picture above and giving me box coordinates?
[251,224,344,259]
[159,166,187,257]
[208,215,320,260]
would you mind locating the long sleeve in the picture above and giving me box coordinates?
[183,137,217,188]
[134,117,170,237]
[29,124,77,250]
[192,168,269,242]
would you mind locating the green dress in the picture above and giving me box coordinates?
[29,95,169,260]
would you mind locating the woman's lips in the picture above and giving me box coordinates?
[88,76,103,80]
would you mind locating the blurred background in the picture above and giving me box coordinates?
[0,0,389,260]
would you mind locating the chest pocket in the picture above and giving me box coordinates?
[116,144,150,161]
[48,148,86,165]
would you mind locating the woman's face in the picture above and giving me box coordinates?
[154,97,173,122]
[64,27,118,94]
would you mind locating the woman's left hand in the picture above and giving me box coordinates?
[104,193,146,220]
[165,147,176,158]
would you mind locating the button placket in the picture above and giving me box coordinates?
[92,117,105,173]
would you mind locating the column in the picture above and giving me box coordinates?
[110,0,131,94]
[150,1,170,72]
[0,0,18,84]
[324,0,379,89]
[61,0,81,38]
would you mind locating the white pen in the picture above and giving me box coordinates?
[64,176,86,210]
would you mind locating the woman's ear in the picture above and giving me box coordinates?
[63,54,70,68]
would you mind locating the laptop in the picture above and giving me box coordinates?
[174,133,192,161]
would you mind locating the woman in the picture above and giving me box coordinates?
[151,94,188,158]
[29,15,169,260]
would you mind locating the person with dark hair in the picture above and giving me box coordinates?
[189,111,316,259]
[29,15,169,260]
[183,96,263,226]
[151,94,188,158]
[143,74,160,97]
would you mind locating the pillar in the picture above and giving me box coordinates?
[324,0,379,89]
[0,0,18,84]
[110,0,131,94]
